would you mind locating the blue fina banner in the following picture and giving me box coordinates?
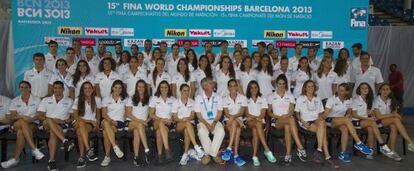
[12,0,368,93]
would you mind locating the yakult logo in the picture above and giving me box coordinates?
[189,29,211,37]
[287,31,309,39]
[85,27,109,36]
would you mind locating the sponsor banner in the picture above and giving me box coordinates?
[85,27,109,36]
[227,40,248,48]
[299,41,321,48]
[350,7,368,29]
[311,31,333,39]
[276,40,297,48]
[264,30,286,38]
[164,29,187,37]
[213,29,236,37]
[98,38,122,46]
[189,29,211,37]
[72,38,96,46]
[111,28,134,36]
[124,39,146,47]
[44,37,70,46]
[201,40,225,47]
[287,31,309,39]
[252,40,274,47]
[152,39,176,47]
[57,26,82,35]
[177,39,199,47]
[322,41,345,49]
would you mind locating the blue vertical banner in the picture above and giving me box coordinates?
[12,0,368,94]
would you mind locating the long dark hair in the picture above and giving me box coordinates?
[177,58,190,82]
[132,79,150,106]
[240,56,252,72]
[151,47,161,61]
[99,57,116,72]
[186,49,198,70]
[338,48,350,60]
[356,82,374,110]
[256,54,273,76]
[378,83,400,112]
[246,80,262,99]
[110,80,128,100]
[219,56,236,78]
[154,80,172,97]
[334,59,348,77]
[72,60,91,87]
[198,55,213,78]
[298,57,311,78]
[275,74,289,90]
[118,50,131,66]
[77,81,96,117]
[152,58,165,86]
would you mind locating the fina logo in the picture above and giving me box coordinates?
[213,29,236,38]
[350,8,367,28]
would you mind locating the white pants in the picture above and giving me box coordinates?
[197,122,225,157]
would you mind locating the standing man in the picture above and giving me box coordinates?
[194,77,225,165]
[45,40,62,72]
[389,64,404,110]
[24,53,53,98]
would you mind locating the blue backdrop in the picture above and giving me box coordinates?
[12,0,368,94]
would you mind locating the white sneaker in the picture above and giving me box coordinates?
[32,148,45,160]
[113,145,124,159]
[100,156,111,167]
[391,151,402,161]
[187,149,201,161]
[179,153,189,166]
[194,145,205,158]
[1,158,19,168]
[380,145,394,159]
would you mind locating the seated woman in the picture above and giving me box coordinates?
[72,81,100,168]
[172,84,205,166]
[373,83,414,159]
[149,80,176,164]
[268,74,307,166]
[100,80,127,167]
[126,79,151,166]
[351,82,395,160]
[245,80,276,166]
[221,79,247,166]
[321,83,373,163]
[1,81,45,169]
[295,80,339,169]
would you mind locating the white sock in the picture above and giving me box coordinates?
[357,141,362,145]
[145,149,150,153]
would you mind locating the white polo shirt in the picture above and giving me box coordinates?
[85,56,100,75]
[145,59,156,74]
[247,96,267,117]
[336,73,351,85]
[268,92,295,116]
[351,66,383,96]
[325,96,352,118]
[192,68,207,96]
[351,56,373,73]
[171,73,195,98]
[24,68,53,98]
[314,71,338,100]
[66,61,78,75]
[274,69,294,91]
[73,74,95,97]
[214,69,239,97]
[148,71,171,95]
[238,69,257,95]
[116,63,130,76]
[49,72,73,97]
[45,53,63,72]
[149,96,175,119]
[373,96,392,115]
[194,92,223,124]
[38,95,73,120]
[223,94,247,120]
[256,70,274,97]
[126,97,149,121]
[292,69,312,98]
[172,98,195,119]
[308,58,321,72]
[0,96,11,119]
[288,56,301,71]
[72,97,101,121]
[351,96,370,120]
[9,95,41,118]
[94,71,121,98]
[122,69,148,96]
[295,95,324,122]
[101,96,127,122]
[166,55,184,76]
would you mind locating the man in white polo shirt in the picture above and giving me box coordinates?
[37,81,74,171]
[194,77,225,165]
[351,51,383,96]
[45,40,63,73]
[24,53,53,98]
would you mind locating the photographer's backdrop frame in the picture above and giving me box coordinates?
[12,0,368,94]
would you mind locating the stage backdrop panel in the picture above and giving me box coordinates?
[12,0,368,94]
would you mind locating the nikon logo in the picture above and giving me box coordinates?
[165,29,187,37]
[264,30,285,38]
[58,27,82,35]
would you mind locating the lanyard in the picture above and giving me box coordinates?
[58,73,70,88]
[202,96,214,112]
